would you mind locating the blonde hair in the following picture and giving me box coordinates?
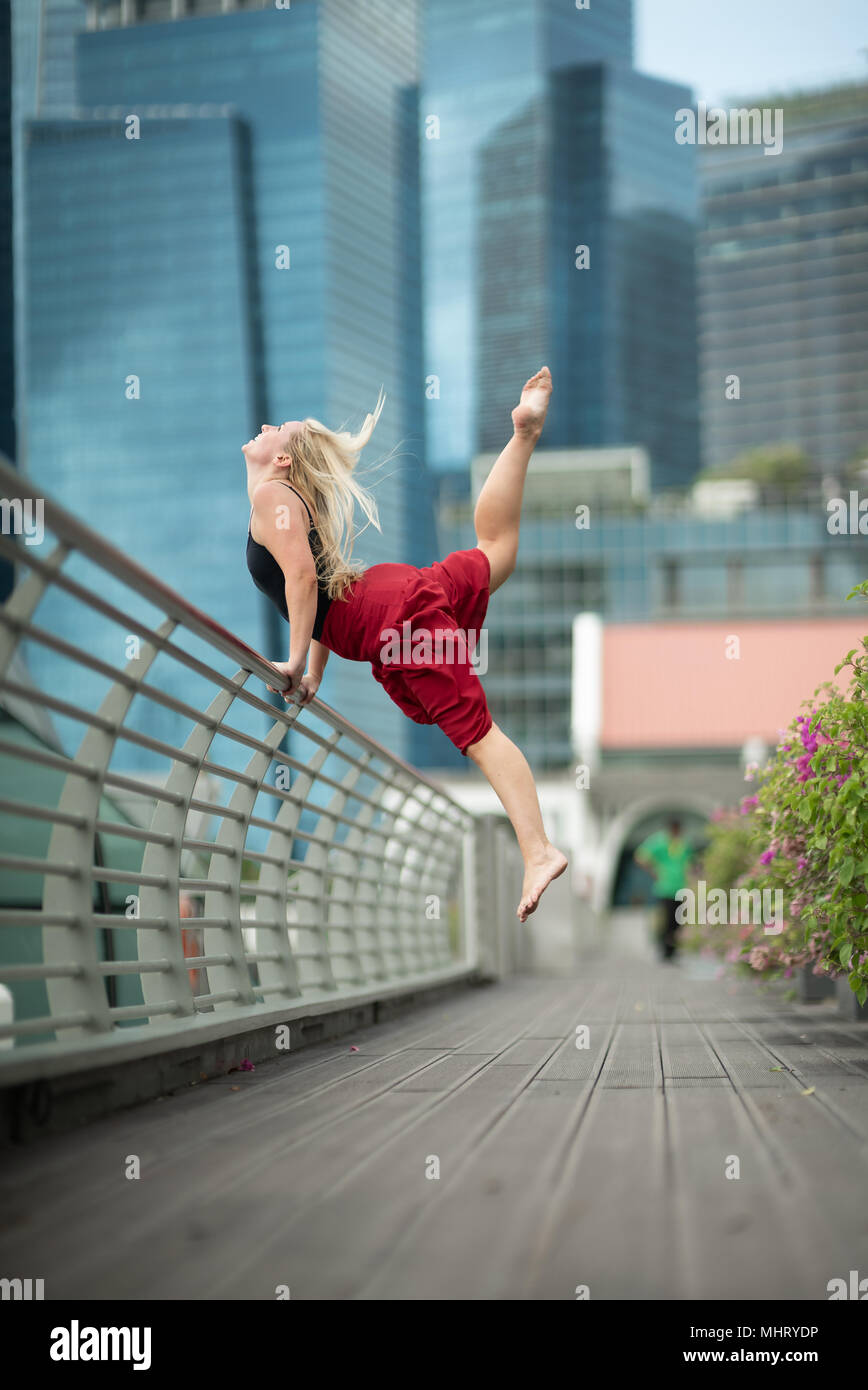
[284,390,385,601]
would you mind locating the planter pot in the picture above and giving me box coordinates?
[798,966,837,1003]
[837,975,868,1021]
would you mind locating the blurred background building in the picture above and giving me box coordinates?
[422,0,699,490]
[700,81,868,476]
[420,0,632,476]
[476,63,699,491]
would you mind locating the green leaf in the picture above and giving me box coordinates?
[839,942,853,968]
[840,857,855,885]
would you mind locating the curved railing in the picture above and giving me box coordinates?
[0,457,484,1084]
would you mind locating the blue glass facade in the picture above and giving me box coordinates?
[477,64,699,489]
[25,112,258,614]
[19,2,438,764]
[421,0,635,473]
[10,1,90,470]
[699,85,868,474]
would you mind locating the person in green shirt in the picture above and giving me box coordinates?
[634,818,694,961]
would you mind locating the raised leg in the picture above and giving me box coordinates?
[474,366,552,593]
[466,721,568,921]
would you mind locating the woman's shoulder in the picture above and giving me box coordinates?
[251,479,316,526]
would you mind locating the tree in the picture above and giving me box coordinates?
[699,443,811,493]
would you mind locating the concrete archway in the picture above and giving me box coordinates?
[593,790,718,914]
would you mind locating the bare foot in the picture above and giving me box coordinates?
[511,365,552,439]
[518,844,568,922]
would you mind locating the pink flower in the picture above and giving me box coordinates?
[760,848,775,864]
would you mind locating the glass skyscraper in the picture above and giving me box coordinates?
[476,63,699,489]
[17,0,439,764]
[422,0,698,490]
[421,0,634,475]
[700,82,868,475]
[10,0,90,471]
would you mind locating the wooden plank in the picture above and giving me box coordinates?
[665,1088,820,1299]
[522,1090,672,1299]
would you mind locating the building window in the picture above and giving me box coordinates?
[661,557,679,609]
[137,0,174,19]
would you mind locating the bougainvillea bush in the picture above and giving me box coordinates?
[687,583,868,1005]
[680,808,816,981]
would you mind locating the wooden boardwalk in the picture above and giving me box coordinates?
[3,950,868,1300]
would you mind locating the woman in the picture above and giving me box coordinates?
[244,366,567,921]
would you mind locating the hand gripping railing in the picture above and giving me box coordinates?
[0,457,482,1085]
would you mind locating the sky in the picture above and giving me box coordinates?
[635,0,867,106]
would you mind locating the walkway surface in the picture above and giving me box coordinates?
[3,950,868,1300]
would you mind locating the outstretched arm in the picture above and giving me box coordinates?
[252,480,317,696]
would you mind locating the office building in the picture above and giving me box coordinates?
[476,63,699,489]
[700,82,868,476]
[421,0,635,475]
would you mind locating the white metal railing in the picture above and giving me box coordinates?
[0,457,484,1085]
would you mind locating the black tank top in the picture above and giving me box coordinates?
[246,482,333,642]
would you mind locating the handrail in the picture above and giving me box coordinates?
[0,456,490,1086]
[0,456,460,804]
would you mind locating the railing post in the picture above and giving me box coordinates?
[466,814,521,981]
[299,745,374,990]
[42,617,181,1038]
[199,678,297,1012]
[138,666,249,1020]
[461,819,480,972]
[0,541,70,676]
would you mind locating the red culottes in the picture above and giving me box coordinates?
[320,547,493,755]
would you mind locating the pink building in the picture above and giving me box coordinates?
[600,618,863,752]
